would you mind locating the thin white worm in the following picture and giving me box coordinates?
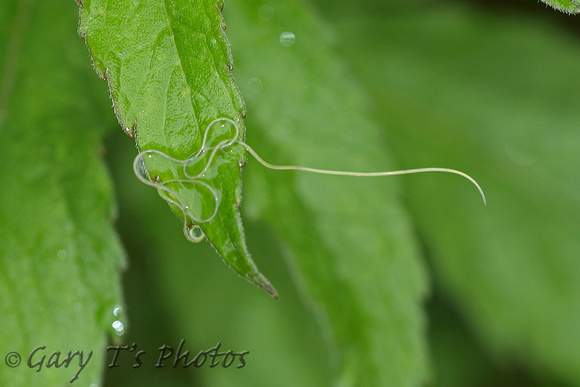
[241,142,487,205]
[133,117,487,243]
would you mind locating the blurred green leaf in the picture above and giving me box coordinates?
[315,2,580,385]
[103,129,334,387]
[0,0,124,385]
[224,1,429,386]
[78,0,277,296]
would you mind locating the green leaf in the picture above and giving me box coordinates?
[540,0,580,14]
[320,3,580,384]
[0,0,124,385]
[224,1,429,385]
[78,0,276,296]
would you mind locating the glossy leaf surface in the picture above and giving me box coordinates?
[0,0,124,385]
[78,0,276,296]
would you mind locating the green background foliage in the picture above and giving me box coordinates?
[1,0,580,386]
[0,0,125,385]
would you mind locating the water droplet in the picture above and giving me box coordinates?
[247,77,263,94]
[57,249,68,260]
[113,305,123,317]
[185,225,205,243]
[112,320,125,336]
[279,32,295,47]
[258,5,274,21]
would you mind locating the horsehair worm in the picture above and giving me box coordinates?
[134,117,486,243]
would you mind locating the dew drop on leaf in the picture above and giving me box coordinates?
[185,224,205,243]
[247,77,264,94]
[113,305,123,317]
[279,32,295,47]
[112,320,125,336]
[258,5,274,21]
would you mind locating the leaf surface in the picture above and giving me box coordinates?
[78,0,276,296]
[0,0,124,384]
[224,1,430,385]
[319,3,580,384]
